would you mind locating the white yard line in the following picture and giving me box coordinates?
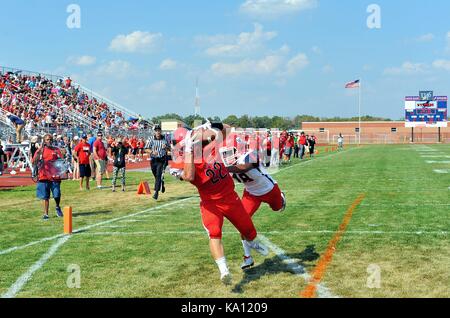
[1,236,71,298]
[258,235,337,298]
[426,161,450,164]
[0,197,196,256]
[80,230,448,236]
[434,170,450,174]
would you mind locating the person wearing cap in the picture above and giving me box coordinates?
[73,134,92,191]
[93,131,108,189]
[148,125,169,200]
[111,138,127,192]
[32,134,64,220]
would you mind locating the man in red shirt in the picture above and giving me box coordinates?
[32,134,64,220]
[172,125,269,285]
[93,131,108,189]
[299,132,307,160]
[73,134,92,191]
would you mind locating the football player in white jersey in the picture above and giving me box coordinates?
[220,144,286,270]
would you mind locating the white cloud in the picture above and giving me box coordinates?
[211,55,283,76]
[96,60,132,78]
[159,59,177,70]
[383,62,426,76]
[240,0,318,19]
[415,33,434,42]
[67,55,96,66]
[285,53,309,75]
[202,23,277,57]
[211,51,309,77]
[432,59,450,71]
[109,31,162,53]
[148,81,167,93]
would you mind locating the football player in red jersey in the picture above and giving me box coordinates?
[170,124,269,285]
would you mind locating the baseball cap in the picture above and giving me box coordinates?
[81,133,88,139]
[154,125,162,131]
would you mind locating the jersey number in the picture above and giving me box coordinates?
[233,173,254,184]
[206,163,228,184]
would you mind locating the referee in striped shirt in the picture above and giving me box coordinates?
[148,125,169,200]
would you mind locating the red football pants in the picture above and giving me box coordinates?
[241,184,284,217]
[200,192,257,240]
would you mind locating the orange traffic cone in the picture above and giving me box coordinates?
[137,182,152,195]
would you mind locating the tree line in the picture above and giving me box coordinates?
[150,113,394,130]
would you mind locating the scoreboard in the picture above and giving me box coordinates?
[405,91,448,128]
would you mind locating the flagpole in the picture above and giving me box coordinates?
[358,78,362,145]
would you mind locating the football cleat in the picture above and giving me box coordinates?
[241,256,255,270]
[246,240,269,256]
[220,271,232,285]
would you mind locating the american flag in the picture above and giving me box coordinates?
[345,79,360,89]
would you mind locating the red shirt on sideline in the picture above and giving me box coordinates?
[93,139,107,160]
[32,146,63,182]
[74,142,91,165]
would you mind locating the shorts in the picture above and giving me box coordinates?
[79,164,92,178]
[95,159,106,174]
[241,184,284,217]
[36,181,61,200]
[284,147,292,156]
[200,192,257,241]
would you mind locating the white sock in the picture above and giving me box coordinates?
[215,257,229,275]
[242,240,252,258]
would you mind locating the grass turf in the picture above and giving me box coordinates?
[0,144,448,298]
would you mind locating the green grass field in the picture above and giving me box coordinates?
[0,144,449,298]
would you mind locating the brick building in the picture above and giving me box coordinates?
[301,121,450,144]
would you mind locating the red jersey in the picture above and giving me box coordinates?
[74,142,91,165]
[32,147,63,181]
[190,144,235,201]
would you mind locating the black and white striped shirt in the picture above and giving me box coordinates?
[148,137,169,159]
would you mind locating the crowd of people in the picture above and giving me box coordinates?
[0,71,148,141]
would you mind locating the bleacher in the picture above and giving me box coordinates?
[0,66,153,141]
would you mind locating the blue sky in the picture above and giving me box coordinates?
[1,0,450,120]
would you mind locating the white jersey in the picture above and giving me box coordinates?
[232,152,277,196]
